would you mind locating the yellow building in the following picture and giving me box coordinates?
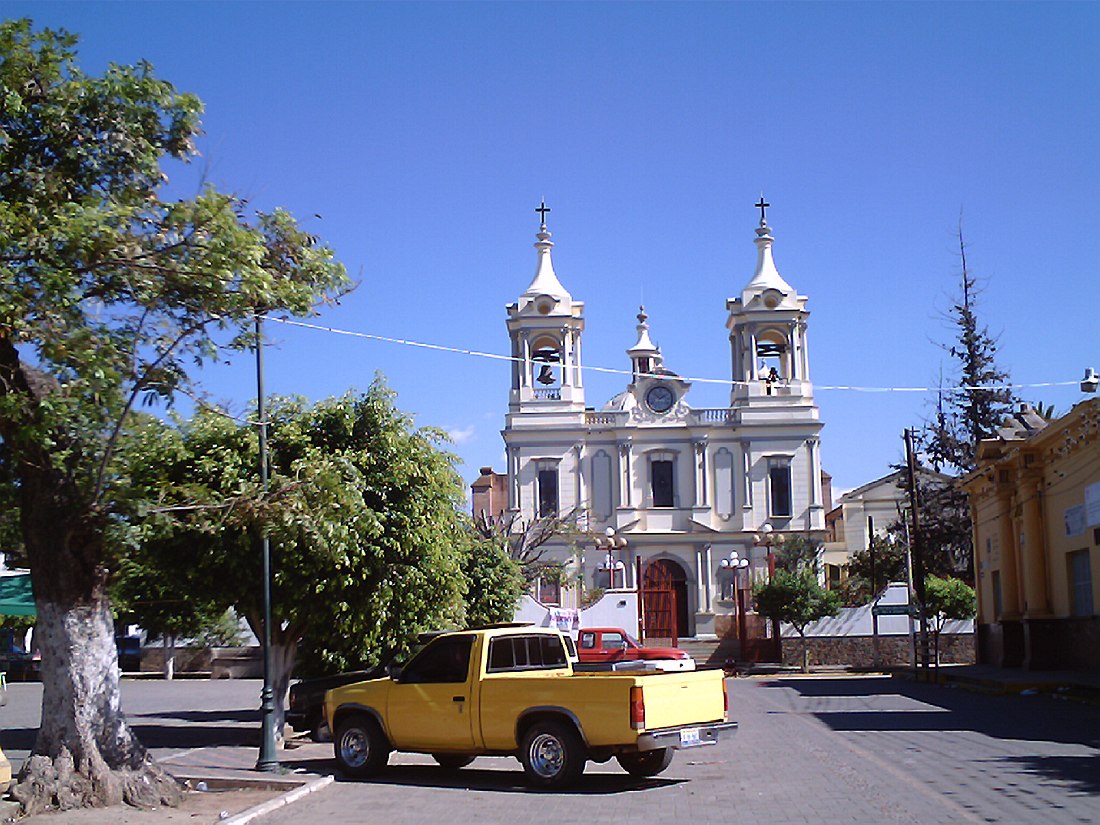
[961,400,1100,672]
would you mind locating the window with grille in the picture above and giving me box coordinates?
[537,469,559,517]
[1069,549,1094,617]
[651,459,674,507]
[769,463,792,518]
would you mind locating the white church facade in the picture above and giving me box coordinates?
[500,202,826,640]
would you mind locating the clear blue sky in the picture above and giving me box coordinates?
[8,2,1100,498]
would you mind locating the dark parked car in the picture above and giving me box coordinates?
[287,668,386,740]
[116,635,142,672]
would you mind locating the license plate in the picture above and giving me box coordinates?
[679,727,702,747]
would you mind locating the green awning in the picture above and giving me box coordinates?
[0,573,35,617]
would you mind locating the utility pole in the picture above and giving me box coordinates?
[255,314,279,771]
[904,428,931,677]
[869,515,880,669]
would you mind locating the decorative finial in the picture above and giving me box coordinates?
[535,199,551,229]
[755,195,770,227]
[637,304,648,324]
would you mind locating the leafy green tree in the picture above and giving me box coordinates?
[0,456,24,568]
[772,534,822,576]
[0,20,346,812]
[120,386,474,731]
[753,571,841,673]
[461,534,525,627]
[111,525,235,677]
[923,575,976,666]
[887,472,974,582]
[840,534,908,606]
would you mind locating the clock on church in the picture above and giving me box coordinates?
[645,385,675,414]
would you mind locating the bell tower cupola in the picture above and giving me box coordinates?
[627,305,662,381]
[726,198,815,409]
[506,202,586,415]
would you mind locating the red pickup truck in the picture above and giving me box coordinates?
[576,628,695,671]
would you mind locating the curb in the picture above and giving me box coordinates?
[890,669,1100,706]
[217,774,334,825]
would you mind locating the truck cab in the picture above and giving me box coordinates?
[577,627,695,671]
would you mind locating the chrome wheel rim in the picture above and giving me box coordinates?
[528,733,565,778]
[339,727,369,768]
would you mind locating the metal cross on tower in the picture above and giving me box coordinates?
[535,200,551,227]
[755,195,770,226]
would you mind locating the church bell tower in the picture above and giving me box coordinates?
[505,202,586,415]
[726,198,815,411]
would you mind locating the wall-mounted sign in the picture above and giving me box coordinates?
[1087,482,1100,527]
[1065,504,1086,537]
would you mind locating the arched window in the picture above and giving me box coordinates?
[531,335,562,390]
[755,329,789,384]
[647,451,677,508]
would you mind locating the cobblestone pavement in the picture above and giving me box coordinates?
[3,675,1098,824]
[256,674,1100,825]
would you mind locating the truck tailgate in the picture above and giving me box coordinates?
[637,669,726,731]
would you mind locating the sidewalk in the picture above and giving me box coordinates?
[5,737,336,825]
[894,662,1100,704]
[735,660,1100,705]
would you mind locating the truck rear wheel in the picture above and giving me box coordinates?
[520,720,586,789]
[334,713,390,778]
[617,747,674,777]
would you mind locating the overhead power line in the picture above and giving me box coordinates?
[265,316,1080,395]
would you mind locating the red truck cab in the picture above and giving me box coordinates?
[576,628,695,671]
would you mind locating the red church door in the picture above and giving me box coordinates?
[642,559,689,641]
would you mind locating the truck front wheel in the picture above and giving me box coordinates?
[334,713,390,778]
[616,748,674,777]
[520,720,587,789]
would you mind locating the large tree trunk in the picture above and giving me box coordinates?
[7,456,182,814]
[244,614,299,742]
[271,639,298,740]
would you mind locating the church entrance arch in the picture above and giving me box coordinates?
[642,558,690,641]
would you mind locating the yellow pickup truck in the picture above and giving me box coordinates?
[325,624,735,788]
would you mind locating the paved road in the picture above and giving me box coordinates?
[257,674,1100,825]
[2,675,1098,823]
[1,678,266,771]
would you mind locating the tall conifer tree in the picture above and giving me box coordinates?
[905,221,1018,582]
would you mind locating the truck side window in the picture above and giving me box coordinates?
[539,635,566,666]
[401,635,474,684]
[602,632,625,650]
[489,638,514,670]
[579,632,595,649]
[487,636,568,673]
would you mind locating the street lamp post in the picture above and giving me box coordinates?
[752,526,784,661]
[753,524,784,582]
[719,551,750,658]
[254,314,279,772]
[595,527,628,589]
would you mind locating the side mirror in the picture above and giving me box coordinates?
[618,641,629,651]
[386,663,403,681]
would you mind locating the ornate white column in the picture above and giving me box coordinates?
[693,439,709,506]
[508,447,521,511]
[561,325,571,387]
[618,441,632,507]
[521,333,531,388]
[573,443,584,510]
